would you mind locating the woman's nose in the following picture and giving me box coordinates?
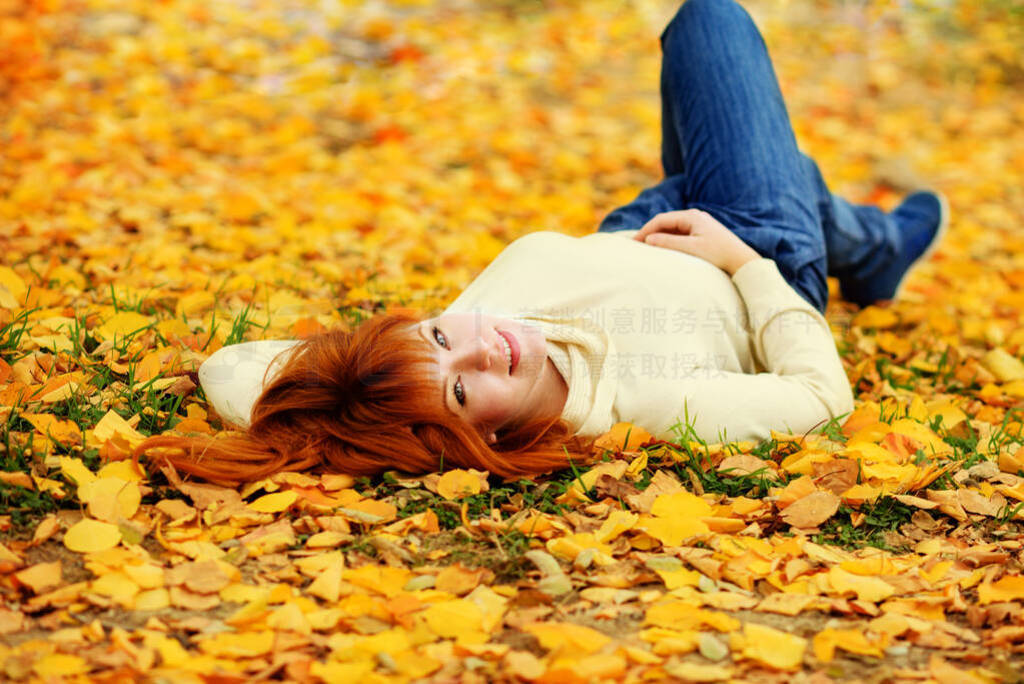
[472,336,492,370]
[459,336,491,371]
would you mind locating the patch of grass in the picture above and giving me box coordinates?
[992,500,1024,527]
[674,452,784,498]
[930,420,984,490]
[418,529,535,582]
[109,283,164,315]
[3,400,111,517]
[339,535,379,560]
[77,448,102,471]
[338,305,372,329]
[122,362,186,436]
[395,493,460,528]
[875,358,917,392]
[834,339,855,359]
[983,408,1024,454]
[0,411,68,527]
[46,386,108,428]
[223,303,267,346]
[932,346,957,387]
[655,416,789,497]
[64,314,98,357]
[0,483,61,528]
[819,413,848,443]
[104,326,158,358]
[812,497,916,552]
[0,306,39,362]
[126,387,185,435]
[747,437,779,460]
[388,473,578,531]
[632,467,654,491]
[140,480,191,506]
[1,410,37,473]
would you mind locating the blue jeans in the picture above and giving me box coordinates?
[598,0,899,313]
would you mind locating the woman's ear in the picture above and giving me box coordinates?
[486,432,497,445]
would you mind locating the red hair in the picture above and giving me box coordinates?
[135,312,590,486]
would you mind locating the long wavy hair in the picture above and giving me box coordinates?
[134,312,589,486]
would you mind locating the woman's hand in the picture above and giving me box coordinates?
[632,209,761,276]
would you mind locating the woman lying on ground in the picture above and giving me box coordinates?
[135,0,947,486]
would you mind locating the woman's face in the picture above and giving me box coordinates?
[415,312,556,442]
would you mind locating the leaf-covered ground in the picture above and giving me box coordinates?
[2,0,1024,681]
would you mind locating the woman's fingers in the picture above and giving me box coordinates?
[633,211,688,242]
[632,208,759,275]
[632,209,700,242]
[641,231,700,257]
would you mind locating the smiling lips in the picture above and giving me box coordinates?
[498,330,520,375]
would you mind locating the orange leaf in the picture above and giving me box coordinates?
[14,561,62,594]
[292,316,326,338]
[593,422,652,453]
[341,498,397,523]
[775,475,817,509]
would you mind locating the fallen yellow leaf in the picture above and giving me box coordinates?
[63,518,122,553]
[248,490,298,513]
[978,575,1024,604]
[436,469,483,500]
[738,622,807,670]
[78,478,141,523]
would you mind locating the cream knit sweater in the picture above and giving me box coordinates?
[443,230,854,443]
[200,230,853,443]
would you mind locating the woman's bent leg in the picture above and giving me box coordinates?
[660,0,831,311]
[822,186,901,286]
[804,151,939,306]
[602,0,829,312]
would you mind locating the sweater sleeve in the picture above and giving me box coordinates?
[198,340,301,428]
[665,259,854,443]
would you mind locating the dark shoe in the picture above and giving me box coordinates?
[841,191,949,307]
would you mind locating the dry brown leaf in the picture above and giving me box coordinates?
[957,488,1005,517]
[812,459,859,495]
[925,489,969,522]
[29,515,60,546]
[775,476,818,509]
[717,454,776,477]
[625,469,682,513]
[181,560,232,594]
[781,490,840,528]
[893,494,939,509]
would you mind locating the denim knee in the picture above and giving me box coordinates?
[660,0,755,45]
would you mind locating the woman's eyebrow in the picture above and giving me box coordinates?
[418,323,456,414]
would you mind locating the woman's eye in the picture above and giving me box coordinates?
[433,326,464,406]
[432,326,448,349]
